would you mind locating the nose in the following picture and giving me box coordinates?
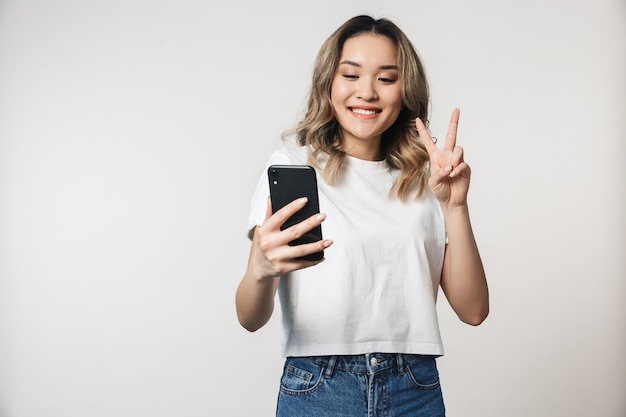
[356,78,378,101]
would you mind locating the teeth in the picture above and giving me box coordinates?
[351,108,378,115]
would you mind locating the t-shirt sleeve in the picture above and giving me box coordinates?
[246,168,270,240]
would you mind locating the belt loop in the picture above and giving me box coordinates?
[324,356,337,379]
[396,354,405,375]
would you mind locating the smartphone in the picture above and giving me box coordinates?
[268,165,324,261]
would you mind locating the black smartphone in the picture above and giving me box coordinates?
[268,165,324,261]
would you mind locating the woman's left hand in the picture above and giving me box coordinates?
[415,108,470,207]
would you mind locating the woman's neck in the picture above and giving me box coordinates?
[339,140,382,161]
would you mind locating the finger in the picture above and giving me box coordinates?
[415,117,438,155]
[280,255,325,273]
[264,196,273,221]
[281,215,332,263]
[429,164,453,185]
[266,197,308,229]
[450,161,471,179]
[287,240,333,265]
[444,108,460,152]
[451,145,464,167]
[283,210,325,237]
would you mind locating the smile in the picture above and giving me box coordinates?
[349,107,382,115]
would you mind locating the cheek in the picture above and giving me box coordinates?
[386,88,404,110]
[330,79,350,104]
[330,86,338,110]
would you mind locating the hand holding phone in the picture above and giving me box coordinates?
[268,165,324,261]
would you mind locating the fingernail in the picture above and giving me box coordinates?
[297,197,308,205]
[315,213,326,221]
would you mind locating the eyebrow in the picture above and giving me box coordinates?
[339,60,398,70]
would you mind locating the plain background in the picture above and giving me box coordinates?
[1,0,624,416]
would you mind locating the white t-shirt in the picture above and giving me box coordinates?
[248,146,446,357]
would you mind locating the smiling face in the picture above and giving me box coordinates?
[331,33,403,160]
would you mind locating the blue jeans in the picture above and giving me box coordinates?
[276,353,445,416]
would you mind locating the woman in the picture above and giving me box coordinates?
[236,15,489,416]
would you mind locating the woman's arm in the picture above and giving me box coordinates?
[440,205,489,325]
[235,230,281,332]
[235,197,332,331]
[416,109,489,325]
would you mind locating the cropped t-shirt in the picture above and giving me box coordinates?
[247,146,446,357]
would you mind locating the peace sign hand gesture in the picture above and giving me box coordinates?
[416,108,470,208]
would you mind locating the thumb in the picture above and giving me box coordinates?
[264,196,273,221]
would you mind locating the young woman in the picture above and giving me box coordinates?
[236,15,489,416]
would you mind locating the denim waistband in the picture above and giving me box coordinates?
[300,353,434,378]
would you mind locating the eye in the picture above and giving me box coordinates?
[378,77,397,83]
[342,74,358,80]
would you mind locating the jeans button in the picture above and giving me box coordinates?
[370,357,378,366]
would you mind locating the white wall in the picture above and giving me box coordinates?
[0,0,624,416]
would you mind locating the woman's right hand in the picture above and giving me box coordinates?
[248,196,332,281]
[237,197,332,332]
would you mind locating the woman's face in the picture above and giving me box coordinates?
[331,33,403,159]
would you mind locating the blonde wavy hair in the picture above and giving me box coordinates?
[283,15,431,200]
